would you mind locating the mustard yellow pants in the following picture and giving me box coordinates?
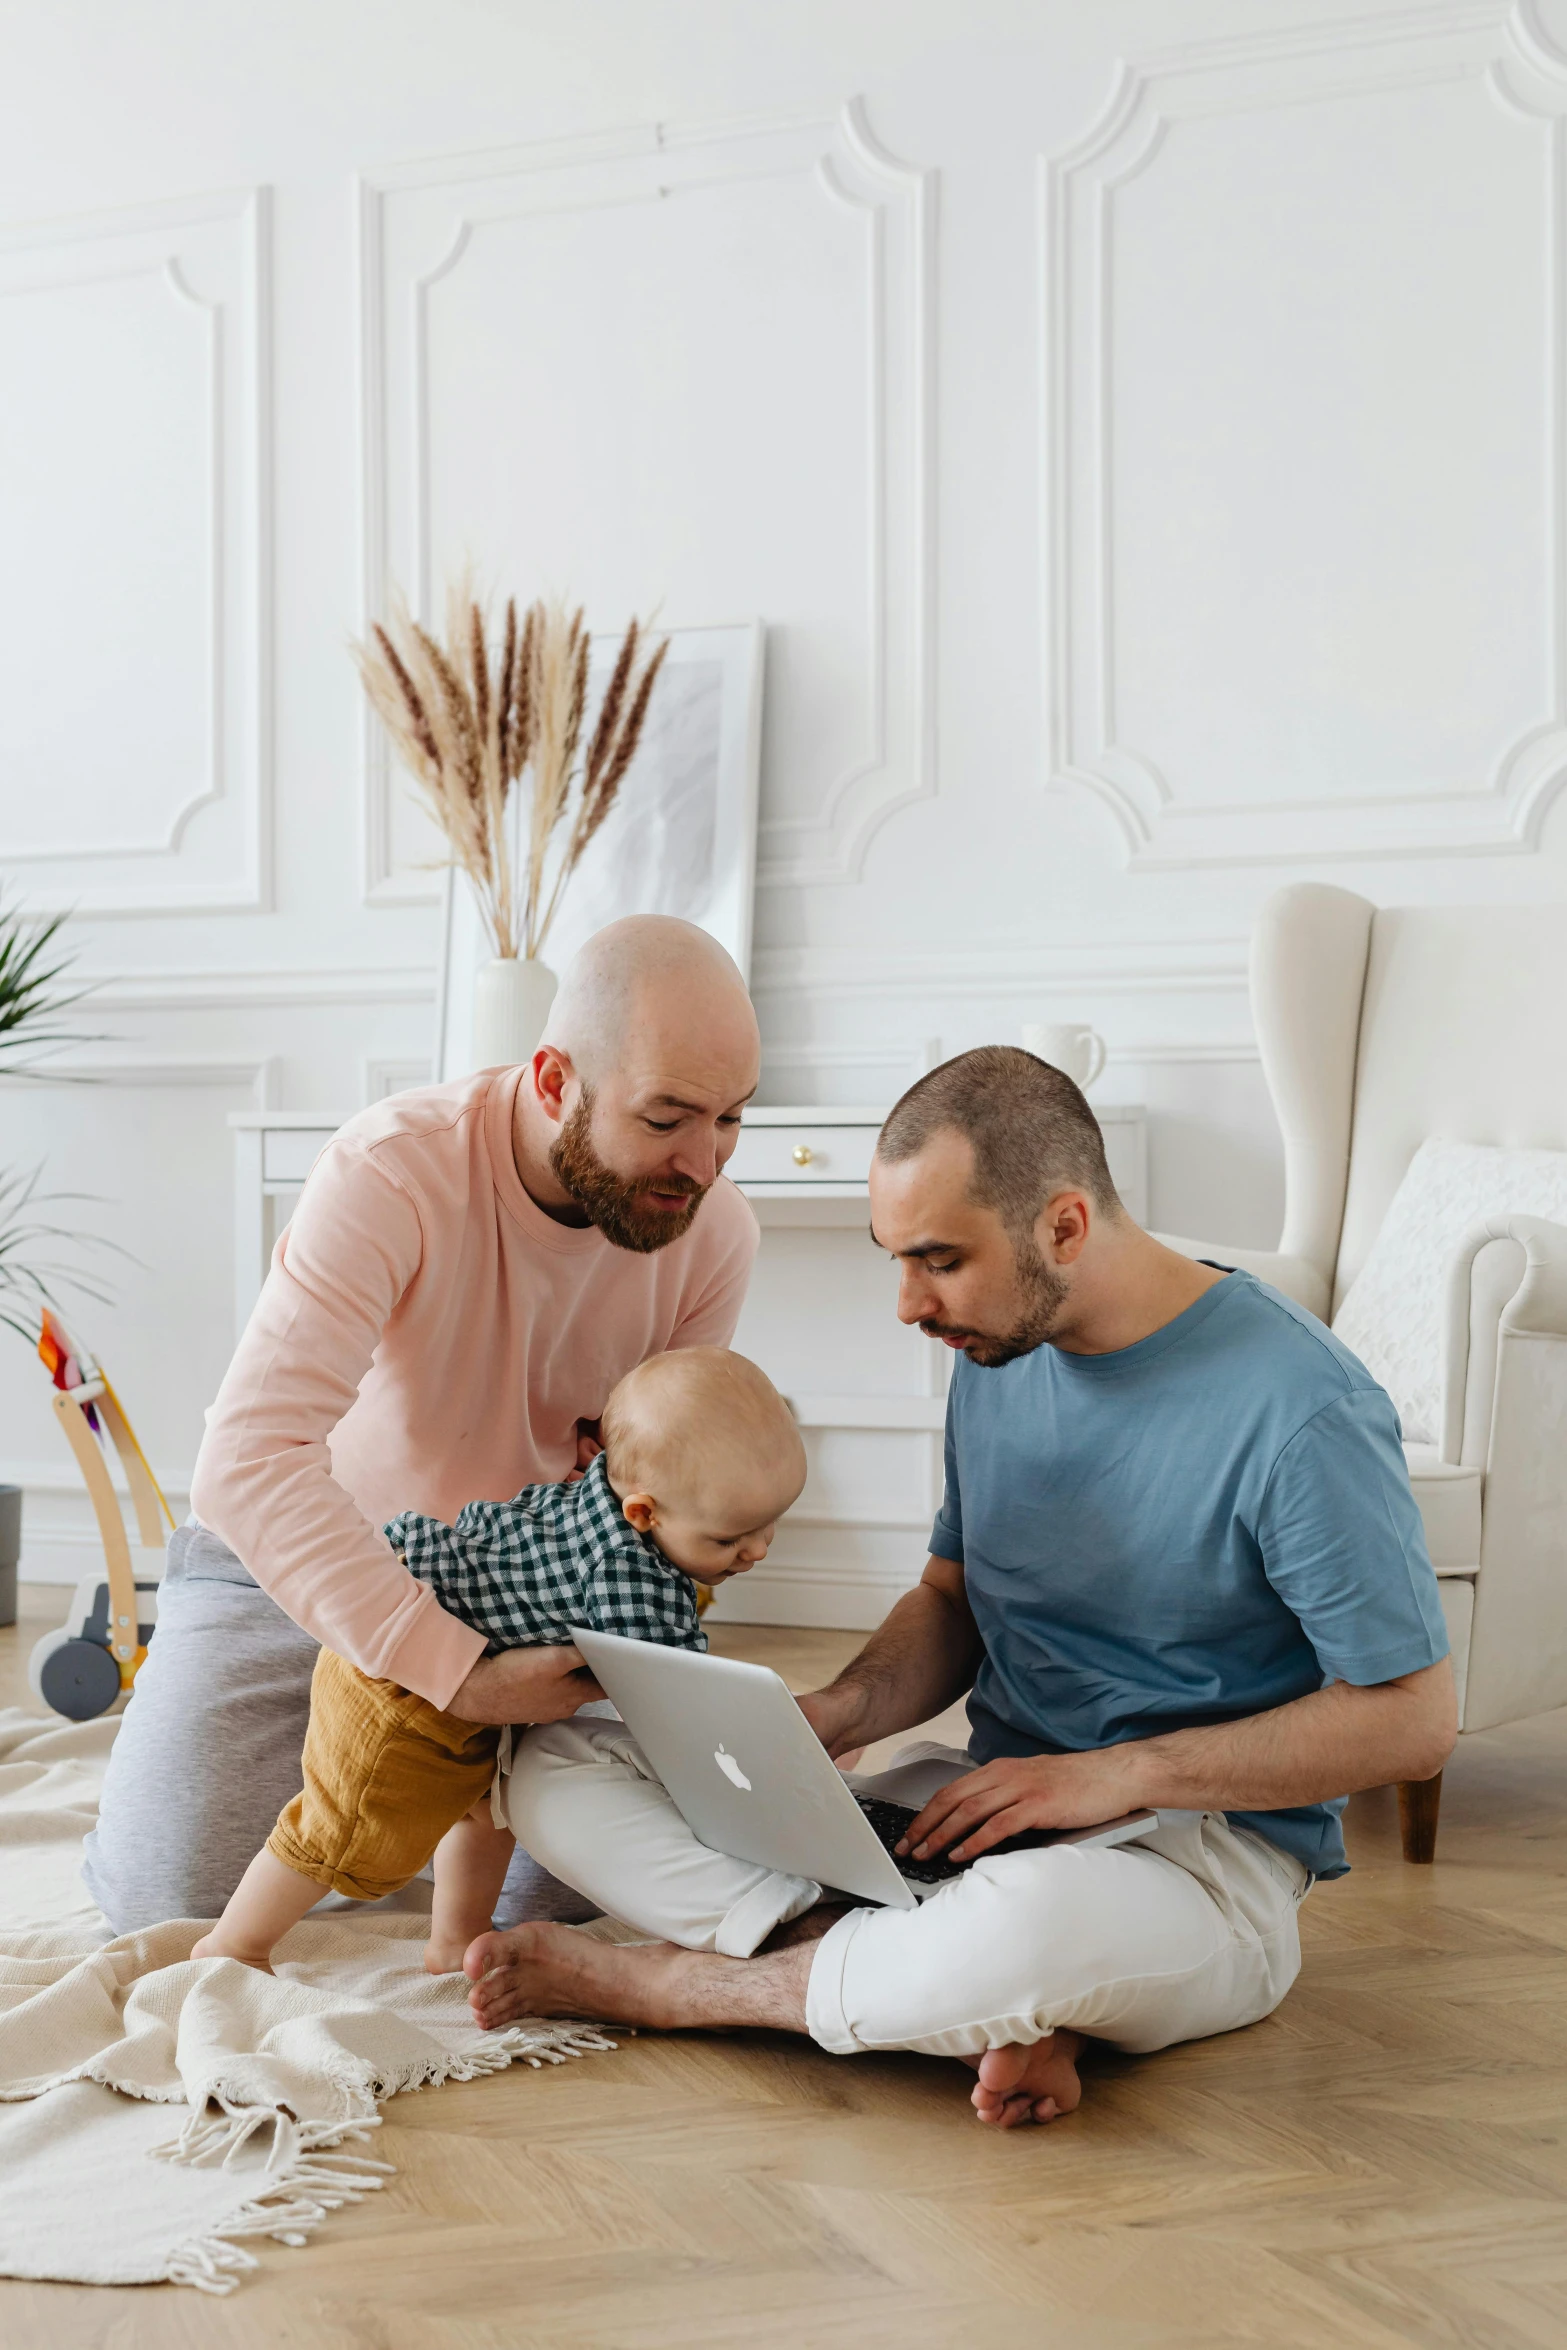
[267,1647,500,1901]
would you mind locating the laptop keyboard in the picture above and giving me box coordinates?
[855,1795,967,1884]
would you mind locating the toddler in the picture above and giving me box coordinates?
[192,1348,806,1975]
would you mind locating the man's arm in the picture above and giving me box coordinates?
[192,1137,593,1720]
[896,1657,1458,1863]
[796,1555,983,1757]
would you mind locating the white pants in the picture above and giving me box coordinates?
[502,1720,1311,2062]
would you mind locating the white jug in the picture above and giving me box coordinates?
[1020,1021,1106,1092]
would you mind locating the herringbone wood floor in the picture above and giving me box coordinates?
[4,1580,1567,2348]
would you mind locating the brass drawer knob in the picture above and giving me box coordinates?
[792,1144,814,1166]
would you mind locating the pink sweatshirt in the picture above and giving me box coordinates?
[189,1067,759,1707]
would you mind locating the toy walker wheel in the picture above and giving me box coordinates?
[30,1630,122,1721]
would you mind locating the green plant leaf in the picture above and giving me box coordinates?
[0,893,99,1073]
[0,1165,129,1343]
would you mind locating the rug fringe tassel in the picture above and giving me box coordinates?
[447,2021,621,2077]
[155,2020,618,2291]
[160,2095,383,2172]
[163,2147,396,2296]
[324,2019,623,2102]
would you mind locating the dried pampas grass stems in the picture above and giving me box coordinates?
[353,585,665,961]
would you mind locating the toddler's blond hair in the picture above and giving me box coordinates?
[601,1348,803,1497]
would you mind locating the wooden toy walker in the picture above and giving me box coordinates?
[27,1311,176,1721]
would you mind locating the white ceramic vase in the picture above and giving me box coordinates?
[471,956,558,1070]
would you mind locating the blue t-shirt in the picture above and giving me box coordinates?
[929,1270,1448,1878]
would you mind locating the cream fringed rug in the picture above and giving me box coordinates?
[0,1708,618,2294]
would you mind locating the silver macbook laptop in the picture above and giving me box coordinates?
[573,1627,1157,1909]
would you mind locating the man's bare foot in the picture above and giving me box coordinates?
[189,1930,274,1975]
[964,2030,1084,2127]
[461,1921,813,2035]
[461,1921,678,2030]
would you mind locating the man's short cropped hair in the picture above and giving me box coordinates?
[875,1045,1122,1239]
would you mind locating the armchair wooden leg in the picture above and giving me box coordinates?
[1397,1772,1443,1863]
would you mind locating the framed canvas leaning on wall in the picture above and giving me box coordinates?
[433,620,765,1083]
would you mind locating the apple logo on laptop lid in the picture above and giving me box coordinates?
[714,1744,752,1791]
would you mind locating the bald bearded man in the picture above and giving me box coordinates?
[83,918,762,1931]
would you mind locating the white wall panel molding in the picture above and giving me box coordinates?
[710,1554,919,1631]
[785,1510,929,1532]
[17,1052,276,1101]
[752,937,1250,1000]
[363,1056,432,1103]
[0,1462,194,1497]
[0,186,272,912]
[357,99,933,902]
[760,1040,927,1087]
[78,965,436,1011]
[1111,1039,1259,1066]
[1135,3,1510,76]
[7,1462,196,1587]
[790,1393,945,1430]
[759,1033,1257,1107]
[1042,2,1567,869]
[756,940,1258,1100]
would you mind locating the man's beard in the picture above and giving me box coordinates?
[549,1094,709,1255]
[919,1239,1070,1369]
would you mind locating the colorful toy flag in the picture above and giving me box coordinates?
[38,1308,100,1431]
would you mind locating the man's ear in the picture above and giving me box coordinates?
[530,1044,574,1124]
[621,1493,658,1534]
[1038,1188,1092,1266]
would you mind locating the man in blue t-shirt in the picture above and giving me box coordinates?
[481,1048,1456,2131]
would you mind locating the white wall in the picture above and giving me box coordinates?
[4,0,1567,1609]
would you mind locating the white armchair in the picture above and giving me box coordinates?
[1163,885,1567,1860]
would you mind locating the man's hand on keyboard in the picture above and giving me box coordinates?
[897,1748,1141,1864]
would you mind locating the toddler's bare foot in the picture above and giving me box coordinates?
[964,2029,1084,2127]
[424,1933,478,1976]
[190,1929,275,1975]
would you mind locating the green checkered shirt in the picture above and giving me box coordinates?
[385,1452,706,1657]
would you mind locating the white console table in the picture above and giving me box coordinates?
[230,1104,889,1332]
[230,1099,1149,1327]
[230,1099,1147,1628]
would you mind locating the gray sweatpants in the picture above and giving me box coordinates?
[82,1518,599,1934]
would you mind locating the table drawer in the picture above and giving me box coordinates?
[262,1128,336,1184]
[729,1122,880,1187]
